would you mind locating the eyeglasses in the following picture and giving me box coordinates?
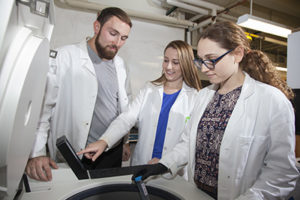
[194,49,233,70]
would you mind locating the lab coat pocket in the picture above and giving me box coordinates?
[237,135,269,196]
[242,135,268,178]
[235,136,254,179]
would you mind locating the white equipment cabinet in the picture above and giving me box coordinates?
[0,0,54,199]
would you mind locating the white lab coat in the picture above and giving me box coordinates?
[30,40,132,161]
[160,73,299,199]
[101,82,198,166]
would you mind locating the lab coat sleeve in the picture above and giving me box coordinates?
[100,84,148,149]
[122,61,133,144]
[124,61,133,104]
[29,54,60,158]
[236,93,299,200]
[159,112,191,176]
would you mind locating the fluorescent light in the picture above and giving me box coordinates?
[237,14,291,38]
[275,66,287,72]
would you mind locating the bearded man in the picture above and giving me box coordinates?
[25,7,132,181]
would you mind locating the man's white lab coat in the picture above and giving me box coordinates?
[30,40,131,161]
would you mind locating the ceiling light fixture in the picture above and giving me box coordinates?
[237,14,292,38]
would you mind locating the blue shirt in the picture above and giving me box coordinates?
[152,89,181,159]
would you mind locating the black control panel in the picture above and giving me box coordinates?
[56,136,155,180]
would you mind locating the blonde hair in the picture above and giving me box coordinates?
[200,21,294,100]
[152,40,202,91]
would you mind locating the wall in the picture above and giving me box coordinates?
[287,31,300,89]
[50,1,185,95]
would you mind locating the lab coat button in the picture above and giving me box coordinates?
[86,123,89,126]
[227,176,230,178]
[167,127,171,131]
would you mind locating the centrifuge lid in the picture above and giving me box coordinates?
[0,1,54,199]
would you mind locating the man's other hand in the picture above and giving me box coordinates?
[25,156,58,181]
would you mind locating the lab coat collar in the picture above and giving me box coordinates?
[78,40,95,76]
[157,81,194,99]
[218,72,256,153]
[79,39,90,59]
[182,81,195,92]
[207,72,255,100]
[240,72,255,100]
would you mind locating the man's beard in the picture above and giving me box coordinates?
[95,32,118,60]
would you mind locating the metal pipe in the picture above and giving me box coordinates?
[189,18,212,31]
[215,0,247,19]
[178,0,223,10]
[250,0,253,15]
[166,0,209,15]
[186,30,191,45]
[166,6,178,16]
[245,31,287,46]
[54,0,196,28]
[264,37,287,46]
[218,14,237,21]
[189,14,203,22]
[194,0,247,29]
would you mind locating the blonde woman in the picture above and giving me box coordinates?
[78,40,201,170]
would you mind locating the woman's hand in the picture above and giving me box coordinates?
[77,140,108,161]
[122,143,131,161]
[148,157,160,164]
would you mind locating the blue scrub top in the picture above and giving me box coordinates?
[152,89,181,159]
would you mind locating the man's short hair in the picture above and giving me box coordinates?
[97,7,132,28]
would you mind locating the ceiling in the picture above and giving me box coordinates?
[55,0,300,74]
[159,0,300,75]
[201,0,300,29]
[162,0,300,30]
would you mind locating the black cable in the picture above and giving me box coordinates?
[22,174,31,192]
